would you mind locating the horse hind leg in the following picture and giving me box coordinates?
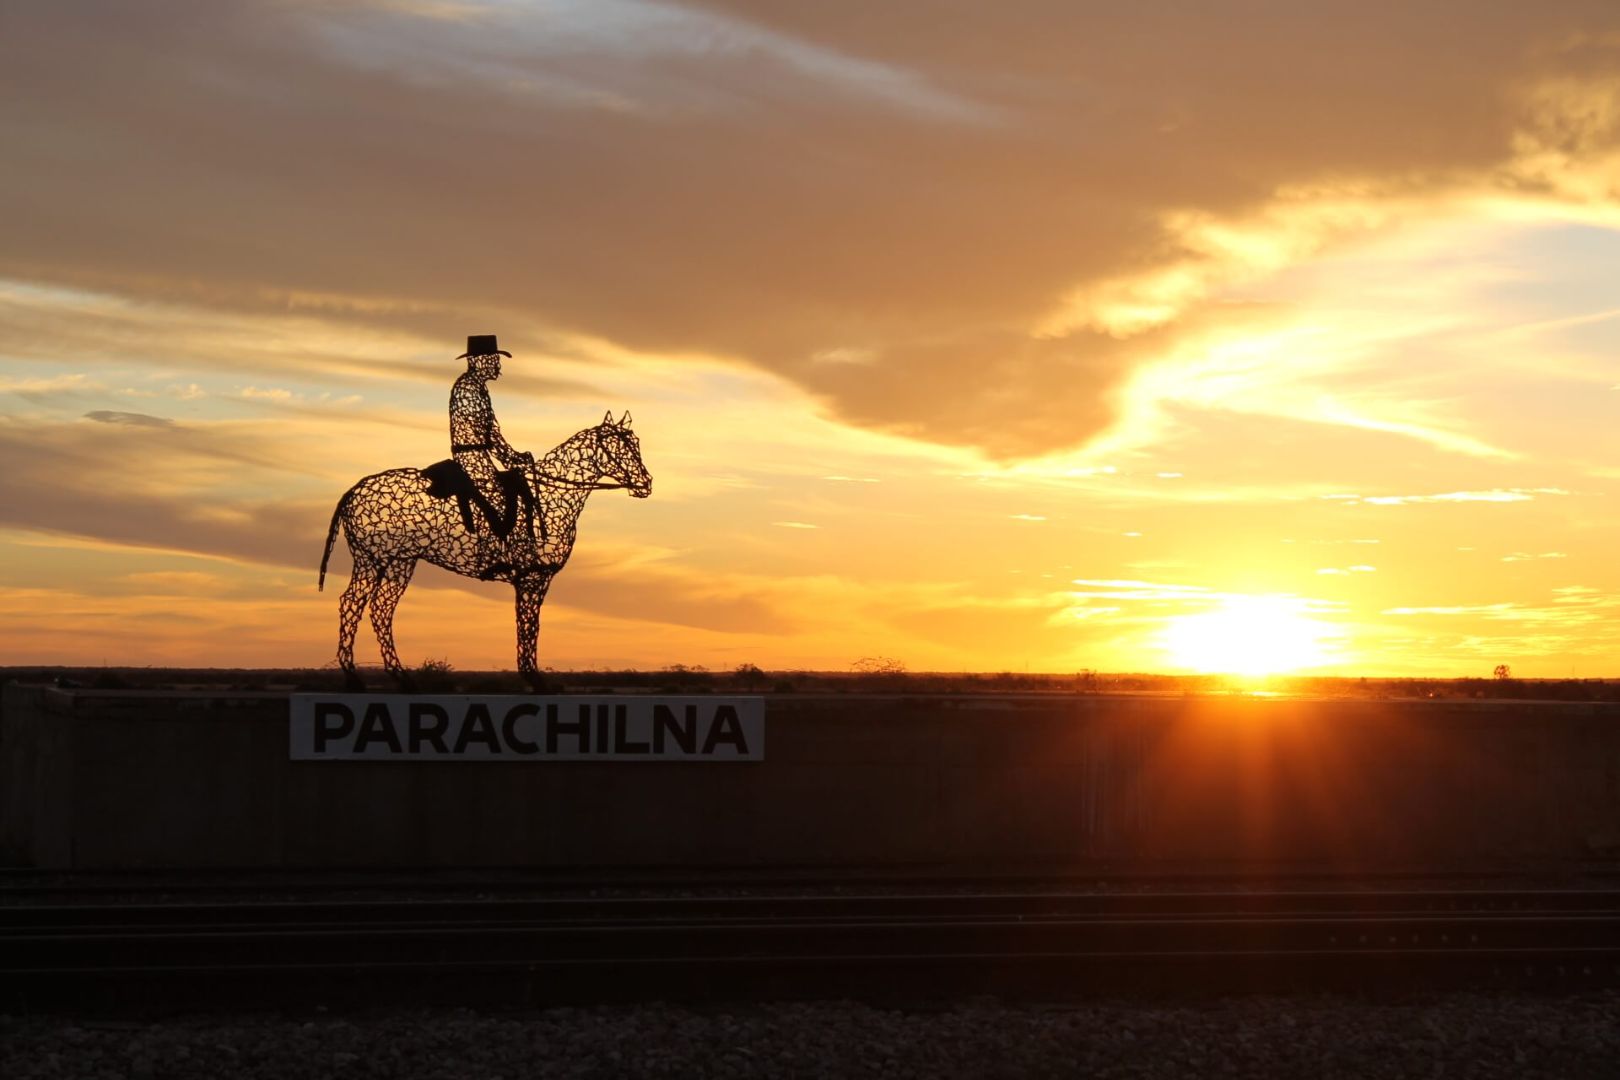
[368,561,418,690]
[337,556,378,690]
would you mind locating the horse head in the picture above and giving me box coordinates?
[597,410,652,498]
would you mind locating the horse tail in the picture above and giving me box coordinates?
[318,485,357,592]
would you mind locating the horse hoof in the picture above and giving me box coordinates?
[392,672,417,693]
[343,671,365,692]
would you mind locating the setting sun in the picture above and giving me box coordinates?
[1161,596,1336,676]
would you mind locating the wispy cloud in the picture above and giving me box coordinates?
[310,0,1001,123]
[1322,488,1569,506]
[0,373,103,395]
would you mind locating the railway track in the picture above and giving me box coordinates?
[5,860,1614,892]
[7,890,1620,1012]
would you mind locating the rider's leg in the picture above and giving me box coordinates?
[506,496,540,569]
[456,453,507,574]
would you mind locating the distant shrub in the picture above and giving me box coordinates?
[661,663,714,691]
[413,657,458,693]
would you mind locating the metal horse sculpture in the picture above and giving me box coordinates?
[319,411,651,689]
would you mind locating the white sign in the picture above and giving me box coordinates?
[290,695,764,762]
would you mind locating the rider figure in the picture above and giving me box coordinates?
[450,334,533,576]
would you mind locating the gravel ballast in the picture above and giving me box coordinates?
[6,992,1619,1079]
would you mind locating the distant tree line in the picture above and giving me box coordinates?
[7,663,1618,701]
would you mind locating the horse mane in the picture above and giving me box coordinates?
[530,422,606,483]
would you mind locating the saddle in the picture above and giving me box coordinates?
[421,459,542,541]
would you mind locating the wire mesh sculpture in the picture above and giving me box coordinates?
[318,338,651,690]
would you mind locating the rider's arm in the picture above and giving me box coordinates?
[487,408,530,467]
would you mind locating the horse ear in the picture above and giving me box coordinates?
[620,411,632,427]
[602,409,613,425]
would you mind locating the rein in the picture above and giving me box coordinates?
[529,470,627,491]
[525,425,640,492]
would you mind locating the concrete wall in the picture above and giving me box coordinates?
[4,684,1619,872]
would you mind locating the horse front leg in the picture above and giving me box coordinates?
[337,556,378,690]
[514,573,552,692]
[368,560,418,690]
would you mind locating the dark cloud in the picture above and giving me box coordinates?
[84,410,175,428]
[2,2,1617,456]
[0,419,324,567]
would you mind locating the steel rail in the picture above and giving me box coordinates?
[7,893,1620,1011]
[4,866,1615,897]
[7,889,1620,931]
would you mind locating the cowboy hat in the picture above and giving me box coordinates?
[456,334,512,359]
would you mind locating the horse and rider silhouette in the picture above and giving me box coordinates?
[319,335,651,691]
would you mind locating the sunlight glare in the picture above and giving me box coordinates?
[1161,595,1333,676]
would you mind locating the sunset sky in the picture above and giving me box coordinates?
[3,1,1620,676]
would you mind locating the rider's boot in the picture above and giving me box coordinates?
[498,502,540,573]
